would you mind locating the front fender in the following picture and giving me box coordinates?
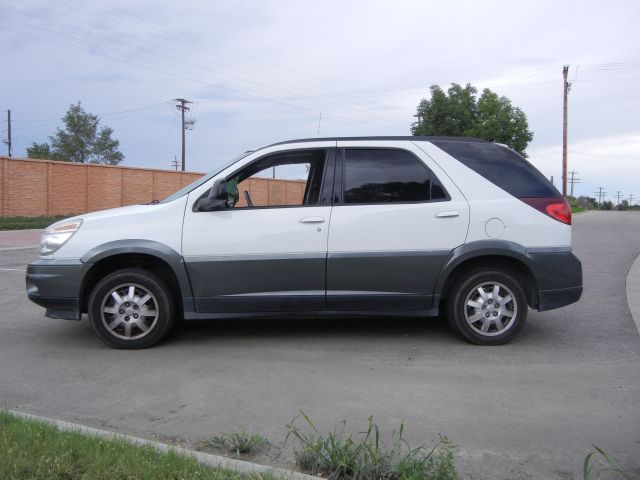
[80,239,193,300]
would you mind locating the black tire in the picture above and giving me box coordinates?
[88,268,175,349]
[446,268,527,345]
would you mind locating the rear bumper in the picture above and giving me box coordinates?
[526,248,583,311]
[26,259,84,320]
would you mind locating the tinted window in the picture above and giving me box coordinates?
[344,149,441,204]
[432,140,560,198]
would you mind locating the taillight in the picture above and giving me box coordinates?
[520,197,572,225]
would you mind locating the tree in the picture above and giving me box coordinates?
[618,199,629,211]
[412,83,534,156]
[27,102,124,165]
[601,200,613,211]
[26,142,60,161]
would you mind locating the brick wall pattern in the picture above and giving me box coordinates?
[0,157,305,217]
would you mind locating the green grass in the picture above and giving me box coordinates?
[285,412,458,480]
[583,446,630,479]
[571,206,586,214]
[0,215,71,230]
[0,411,276,480]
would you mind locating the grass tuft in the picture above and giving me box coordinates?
[285,411,458,480]
[583,445,630,479]
[200,430,269,457]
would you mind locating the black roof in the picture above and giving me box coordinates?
[268,136,490,147]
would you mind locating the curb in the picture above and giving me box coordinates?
[625,253,640,336]
[7,410,322,480]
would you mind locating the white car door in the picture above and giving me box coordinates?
[181,144,336,314]
[327,140,469,311]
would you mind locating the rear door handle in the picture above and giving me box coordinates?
[299,216,325,223]
[435,211,459,218]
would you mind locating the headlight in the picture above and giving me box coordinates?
[39,220,83,255]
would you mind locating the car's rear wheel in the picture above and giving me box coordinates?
[446,268,527,345]
[88,268,174,349]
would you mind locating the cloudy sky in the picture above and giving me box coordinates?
[1,0,639,202]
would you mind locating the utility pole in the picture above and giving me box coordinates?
[562,65,570,197]
[4,109,12,157]
[171,155,179,171]
[595,187,606,205]
[630,194,635,206]
[174,98,192,171]
[614,191,623,205]
[568,170,580,196]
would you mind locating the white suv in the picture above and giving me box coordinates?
[26,137,582,348]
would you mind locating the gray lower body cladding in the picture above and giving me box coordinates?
[184,251,449,313]
[26,260,84,320]
[26,246,582,322]
[526,249,582,311]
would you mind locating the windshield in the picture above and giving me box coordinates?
[159,150,255,204]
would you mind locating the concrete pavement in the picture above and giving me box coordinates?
[1,212,639,479]
[0,229,41,249]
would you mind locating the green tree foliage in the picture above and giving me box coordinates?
[600,200,613,211]
[26,142,60,161]
[26,102,124,165]
[412,83,534,156]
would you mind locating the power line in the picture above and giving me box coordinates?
[0,6,406,128]
[614,191,623,205]
[594,187,607,204]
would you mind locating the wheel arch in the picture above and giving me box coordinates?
[436,241,538,308]
[79,240,192,315]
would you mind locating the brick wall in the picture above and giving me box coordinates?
[0,156,305,217]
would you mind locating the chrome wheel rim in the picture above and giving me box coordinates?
[100,283,159,340]
[464,281,518,336]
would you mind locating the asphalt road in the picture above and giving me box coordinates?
[1,211,639,479]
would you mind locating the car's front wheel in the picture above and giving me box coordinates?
[88,268,174,349]
[446,268,527,345]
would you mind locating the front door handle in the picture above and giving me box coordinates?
[299,216,325,223]
[435,211,459,218]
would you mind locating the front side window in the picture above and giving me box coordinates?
[232,149,326,208]
[343,149,446,204]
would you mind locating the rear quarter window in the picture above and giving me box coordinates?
[432,140,560,198]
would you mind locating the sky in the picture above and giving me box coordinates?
[1,0,639,203]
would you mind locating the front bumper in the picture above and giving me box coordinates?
[526,248,583,311]
[26,259,84,320]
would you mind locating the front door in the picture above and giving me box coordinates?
[182,146,335,313]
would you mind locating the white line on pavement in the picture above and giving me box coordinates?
[0,268,26,272]
[0,245,38,251]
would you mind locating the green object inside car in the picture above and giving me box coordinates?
[226,177,239,205]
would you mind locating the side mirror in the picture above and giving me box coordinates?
[194,179,228,212]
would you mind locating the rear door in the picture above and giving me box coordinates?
[327,140,469,311]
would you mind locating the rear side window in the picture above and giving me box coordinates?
[432,141,560,198]
[343,149,448,204]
